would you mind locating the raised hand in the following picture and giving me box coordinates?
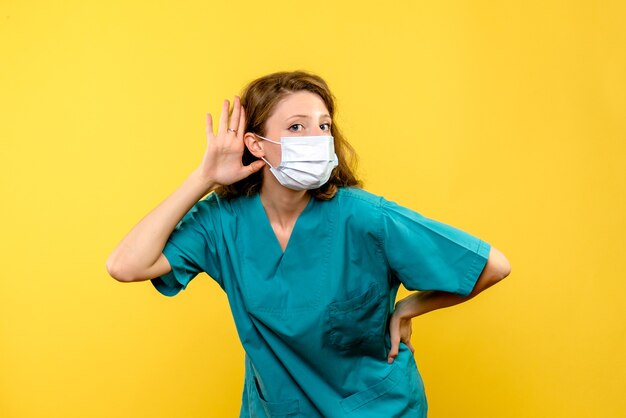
[197,96,265,187]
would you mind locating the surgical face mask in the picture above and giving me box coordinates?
[254,134,339,191]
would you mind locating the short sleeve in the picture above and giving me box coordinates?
[150,198,222,297]
[381,199,491,297]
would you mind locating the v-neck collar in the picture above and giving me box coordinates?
[254,192,315,257]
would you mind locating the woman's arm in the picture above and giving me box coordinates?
[106,97,264,282]
[387,245,511,363]
[397,245,510,317]
[105,169,215,282]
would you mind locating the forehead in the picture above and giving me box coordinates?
[271,91,330,118]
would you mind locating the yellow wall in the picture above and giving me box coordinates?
[1,1,624,417]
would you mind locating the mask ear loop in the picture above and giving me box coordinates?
[254,133,281,145]
[253,133,276,168]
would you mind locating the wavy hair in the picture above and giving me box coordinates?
[214,70,362,200]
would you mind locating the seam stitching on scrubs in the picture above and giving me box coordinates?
[458,239,490,296]
[340,187,383,205]
[376,198,386,259]
[338,188,386,259]
[340,362,403,412]
[378,200,392,278]
[165,198,219,292]
[341,189,389,281]
[164,241,191,291]
[196,198,226,285]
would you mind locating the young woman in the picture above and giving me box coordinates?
[106,70,511,417]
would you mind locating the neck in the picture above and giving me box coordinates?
[259,171,311,227]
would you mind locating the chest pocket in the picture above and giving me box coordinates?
[325,283,388,354]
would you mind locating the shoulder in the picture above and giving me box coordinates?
[330,188,388,235]
[189,193,221,217]
[181,192,237,227]
[334,187,385,209]
[334,188,429,229]
[178,192,250,237]
[194,192,243,214]
[334,187,411,219]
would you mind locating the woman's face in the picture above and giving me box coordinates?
[260,91,332,167]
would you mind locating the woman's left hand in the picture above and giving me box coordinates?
[387,300,416,364]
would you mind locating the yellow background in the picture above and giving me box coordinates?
[1,0,624,417]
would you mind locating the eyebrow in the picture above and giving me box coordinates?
[287,114,331,120]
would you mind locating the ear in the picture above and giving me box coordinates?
[244,133,265,159]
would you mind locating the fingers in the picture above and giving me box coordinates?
[246,159,266,174]
[229,96,240,133]
[237,105,246,141]
[206,113,214,139]
[217,97,242,137]
[218,99,229,135]
[388,338,399,363]
[388,318,400,364]
[406,340,416,354]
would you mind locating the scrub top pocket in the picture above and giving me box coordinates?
[251,375,301,417]
[151,189,481,417]
[326,283,388,353]
[339,361,425,417]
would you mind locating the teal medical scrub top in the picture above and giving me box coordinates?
[151,187,491,417]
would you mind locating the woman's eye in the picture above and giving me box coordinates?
[288,124,303,132]
[321,123,331,131]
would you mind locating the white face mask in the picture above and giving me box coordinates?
[254,134,339,191]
